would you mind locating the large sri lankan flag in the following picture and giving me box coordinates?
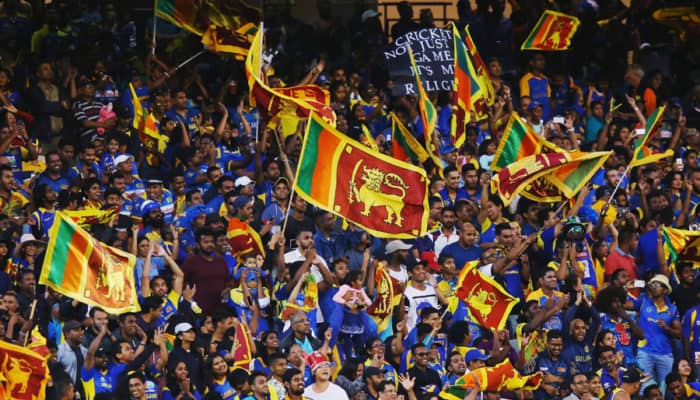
[521,10,580,51]
[0,340,49,400]
[451,23,471,148]
[295,113,430,238]
[490,112,557,172]
[661,226,700,272]
[39,212,140,314]
[454,261,519,331]
[493,151,611,205]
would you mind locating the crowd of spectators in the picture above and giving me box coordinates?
[0,0,699,399]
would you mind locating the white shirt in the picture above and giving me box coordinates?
[434,228,459,256]
[403,284,439,331]
[387,265,409,285]
[303,382,349,400]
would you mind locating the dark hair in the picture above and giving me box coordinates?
[339,358,362,380]
[342,270,363,286]
[140,295,163,312]
[283,367,302,383]
[495,222,512,236]
[248,370,267,385]
[547,329,563,342]
[448,321,471,345]
[419,306,439,320]
[196,227,215,242]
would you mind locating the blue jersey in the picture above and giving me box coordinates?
[683,305,700,357]
[36,172,72,193]
[81,367,113,400]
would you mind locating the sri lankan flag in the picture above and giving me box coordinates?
[0,333,50,400]
[62,208,118,228]
[491,113,557,172]
[39,212,140,314]
[232,323,254,369]
[521,10,581,51]
[295,113,429,238]
[129,83,169,165]
[407,46,442,173]
[201,22,257,59]
[280,274,319,320]
[463,26,495,120]
[439,359,542,399]
[451,23,471,148]
[227,217,265,259]
[661,227,700,271]
[493,151,612,204]
[391,113,429,164]
[155,0,261,36]
[629,106,673,168]
[366,262,401,334]
[245,27,335,124]
[454,261,519,331]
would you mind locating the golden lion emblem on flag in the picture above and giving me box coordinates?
[349,159,409,227]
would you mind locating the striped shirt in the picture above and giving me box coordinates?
[73,98,104,140]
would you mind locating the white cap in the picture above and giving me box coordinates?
[174,322,194,335]
[235,176,255,188]
[361,9,380,22]
[385,240,412,254]
[114,154,133,165]
[19,233,40,245]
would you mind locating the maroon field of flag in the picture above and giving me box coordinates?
[0,340,49,400]
[455,262,519,331]
[521,10,581,51]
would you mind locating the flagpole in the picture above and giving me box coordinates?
[274,128,295,238]
[174,50,207,71]
[152,0,157,55]
[605,164,631,208]
[22,299,38,347]
[255,21,264,143]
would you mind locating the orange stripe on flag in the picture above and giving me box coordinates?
[63,232,90,292]
[309,132,341,201]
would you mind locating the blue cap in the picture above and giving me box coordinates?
[440,144,458,154]
[140,200,161,215]
[527,101,543,111]
[232,195,251,211]
[465,349,489,363]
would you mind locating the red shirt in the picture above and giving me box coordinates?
[182,253,229,314]
[605,247,638,281]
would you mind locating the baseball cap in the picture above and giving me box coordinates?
[385,240,412,254]
[95,347,109,357]
[420,251,441,272]
[306,351,330,372]
[621,367,642,383]
[363,366,384,379]
[527,101,543,111]
[174,322,194,335]
[465,349,489,363]
[63,320,83,333]
[231,195,252,211]
[146,178,163,186]
[235,176,255,188]
[361,9,380,22]
[114,154,133,166]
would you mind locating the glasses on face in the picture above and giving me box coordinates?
[649,281,662,288]
[414,352,428,357]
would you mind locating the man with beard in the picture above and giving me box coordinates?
[561,299,599,375]
[36,151,72,193]
[430,207,459,257]
[443,351,467,386]
[563,372,591,400]
[406,343,441,397]
[137,200,165,240]
[137,178,175,224]
[303,352,349,400]
[385,240,412,287]
[362,367,385,400]
[245,371,272,400]
[460,163,481,202]
[283,368,310,400]
[182,227,229,314]
[228,195,266,258]
[81,324,113,398]
[0,164,28,218]
[438,166,468,208]
[534,330,568,400]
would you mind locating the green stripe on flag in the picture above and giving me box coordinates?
[496,121,527,169]
[297,119,322,194]
[47,218,75,285]
[661,229,678,264]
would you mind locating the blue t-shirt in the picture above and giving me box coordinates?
[638,294,680,355]
[441,242,482,270]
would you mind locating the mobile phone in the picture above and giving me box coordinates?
[553,116,565,124]
[633,280,645,288]
[271,225,281,235]
[676,158,684,166]
[634,128,646,136]
[660,129,672,139]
